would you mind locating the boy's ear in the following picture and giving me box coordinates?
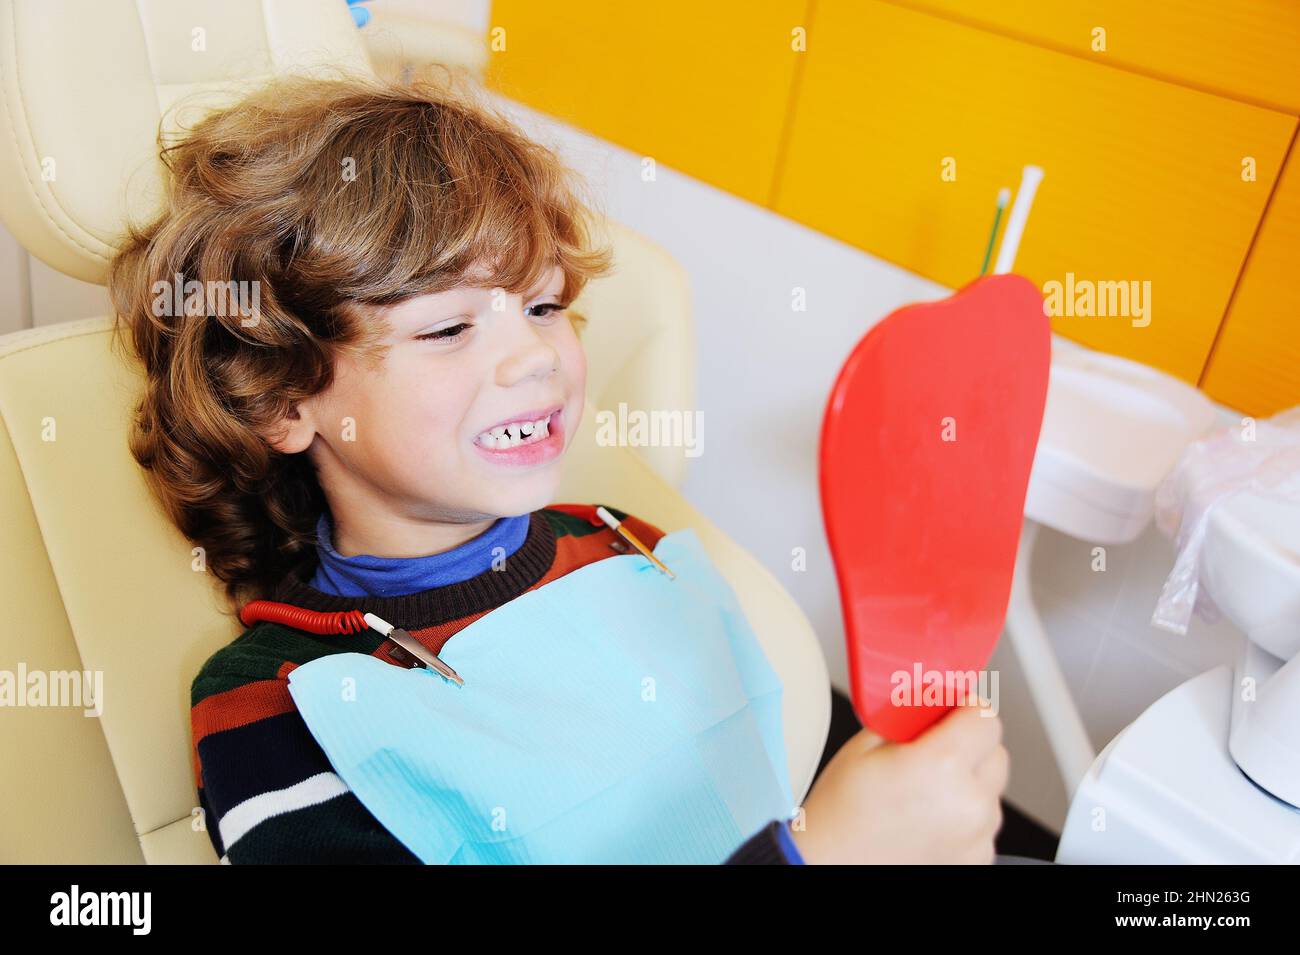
[260,403,316,454]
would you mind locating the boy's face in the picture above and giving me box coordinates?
[294,262,584,527]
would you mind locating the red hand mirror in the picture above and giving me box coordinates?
[818,274,1051,742]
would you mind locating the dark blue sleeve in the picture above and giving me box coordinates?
[723,819,805,864]
[774,818,806,864]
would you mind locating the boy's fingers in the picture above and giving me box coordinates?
[918,699,1003,765]
[851,725,888,753]
[974,742,1011,794]
[955,686,986,708]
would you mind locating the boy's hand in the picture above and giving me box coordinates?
[790,697,1008,864]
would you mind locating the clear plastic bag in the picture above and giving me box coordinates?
[1151,406,1300,635]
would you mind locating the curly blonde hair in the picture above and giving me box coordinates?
[108,71,614,611]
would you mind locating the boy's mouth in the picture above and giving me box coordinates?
[472,406,565,468]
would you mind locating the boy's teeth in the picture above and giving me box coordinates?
[477,412,553,450]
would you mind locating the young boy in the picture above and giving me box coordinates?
[109,73,1006,865]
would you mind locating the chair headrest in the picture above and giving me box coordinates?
[0,0,373,284]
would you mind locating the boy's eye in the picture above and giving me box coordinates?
[527,302,567,319]
[415,303,566,342]
[416,322,472,342]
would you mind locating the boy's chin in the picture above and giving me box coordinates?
[472,464,565,516]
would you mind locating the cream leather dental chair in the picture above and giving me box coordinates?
[0,0,829,863]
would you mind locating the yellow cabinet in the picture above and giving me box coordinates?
[485,0,1298,408]
[897,0,1300,114]
[773,1,1293,384]
[1201,139,1300,416]
[486,0,805,207]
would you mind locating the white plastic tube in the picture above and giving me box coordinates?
[993,165,1045,275]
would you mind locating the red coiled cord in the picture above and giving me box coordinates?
[239,599,369,635]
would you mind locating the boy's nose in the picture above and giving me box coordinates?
[496,314,560,384]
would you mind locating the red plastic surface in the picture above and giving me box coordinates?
[818,274,1051,742]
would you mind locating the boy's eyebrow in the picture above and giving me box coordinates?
[523,262,564,296]
[529,274,563,298]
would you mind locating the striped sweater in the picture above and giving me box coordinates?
[190,503,800,864]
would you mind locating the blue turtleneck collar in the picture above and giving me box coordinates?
[308,510,531,598]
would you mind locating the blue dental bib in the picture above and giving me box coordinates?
[286,527,795,864]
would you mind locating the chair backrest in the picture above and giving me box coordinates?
[0,0,372,284]
[0,0,828,864]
